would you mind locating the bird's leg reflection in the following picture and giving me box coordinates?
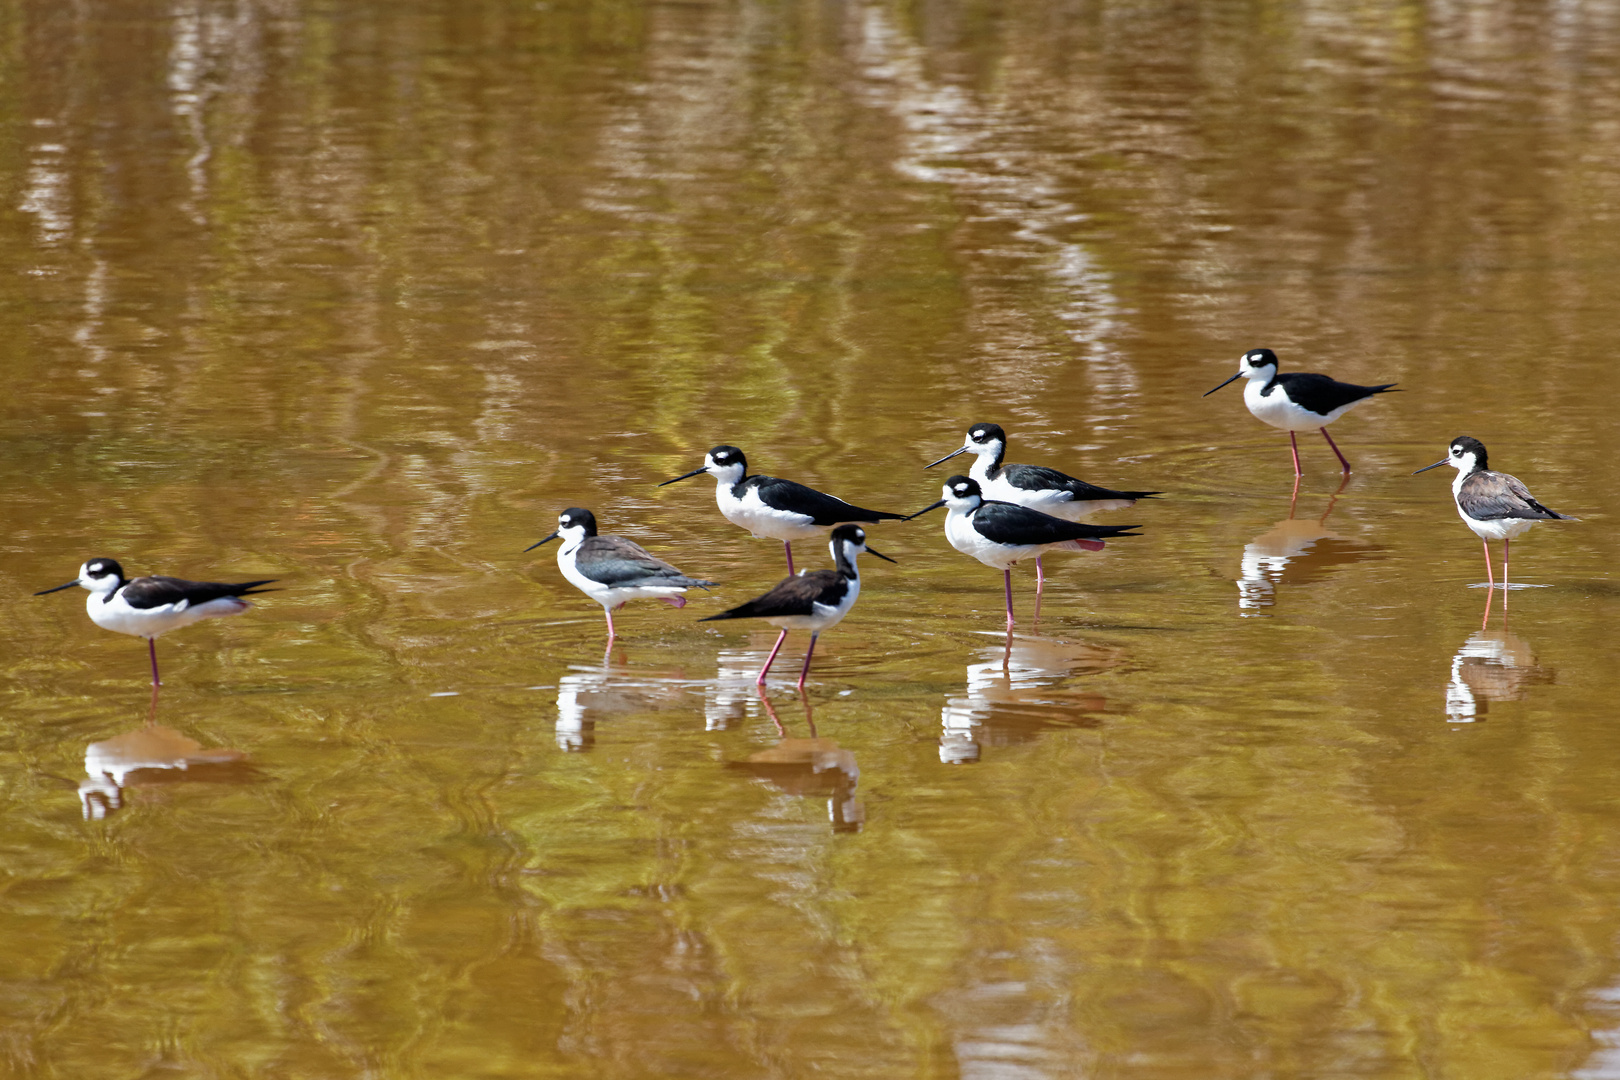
[1503,538,1511,610]
[755,685,817,738]
[739,688,857,830]
[1480,581,1495,632]
[79,694,256,820]
[1445,616,1551,723]
[1320,472,1350,520]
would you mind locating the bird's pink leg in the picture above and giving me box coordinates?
[1320,428,1352,473]
[604,606,617,642]
[1289,432,1303,477]
[757,630,789,686]
[784,542,795,575]
[662,595,686,608]
[1481,539,1495,593]
[1004,569,1015,629]
[1035,556,1046,593]
[147,639,161,688]
[796,633,819,691]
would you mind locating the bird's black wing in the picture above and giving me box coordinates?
[577,536,715,589]
[747,475,905,525]
[700,570,843,620]
[1459,472,1577,522]
[120,576,277,609]
[1273,372,1399,414]
[972,502,1141,546]
[1000,462,1161,503]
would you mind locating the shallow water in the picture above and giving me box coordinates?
[3,0,1620,1076]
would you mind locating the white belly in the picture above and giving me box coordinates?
[1458,507,1538,543]
[943,509,1059,570]
[86,592,250,639]
[1244,381,1358,432]
[765,590,856,634]
[716,483,823,541]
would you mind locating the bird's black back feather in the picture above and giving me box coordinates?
[119,576,277,610]
[744,475,904,525]
[972,502,1141,546]
[997,462,1161,503]
[700,570,846,621]
[1267,372,1399,416]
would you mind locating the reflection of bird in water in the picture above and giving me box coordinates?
[1237,481,1383,613]
[728,691,863,831]
[703,648,767,730]
[1445,625,1553,723]
[555,659,694,752]
[940,635,1118,763]
[79,720,255,820]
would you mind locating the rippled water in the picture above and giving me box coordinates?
[4,0,1620,1076]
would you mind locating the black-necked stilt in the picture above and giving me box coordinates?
[1204,348,1398,476]
[907,476,1139,628]
[659,445,904,574]
[1413,437,1576,599]
[528,507,715,645]
[925,422,1159,589]
[35,559,275,686]
[699,523,892,689]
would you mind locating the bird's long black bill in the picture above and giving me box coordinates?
[1411,459,1449,475]
[658,467,707,487]
[904,500,947,521]
[924,446,969,470]
[34,581,79,596]
[865,546,897,563]
[1202,372,1243,397]
[524,532,560,552]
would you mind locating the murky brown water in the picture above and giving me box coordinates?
[4,0,1620,1075]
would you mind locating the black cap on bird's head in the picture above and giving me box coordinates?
[1205,347,1280,396]
[1414,435,1488,476]
[526,508,598,551]
[828,523,896,564]
[660,444,747,487]
[906,475,983,520]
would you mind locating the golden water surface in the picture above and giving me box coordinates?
[3,0,1620,1076]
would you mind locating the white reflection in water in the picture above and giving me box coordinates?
[703,648,768,731]
[79,722,253,820]
[1445,625,1553,724]
[555,659,697,751]
[941,634,1118,763]
[1237,486,1383,614]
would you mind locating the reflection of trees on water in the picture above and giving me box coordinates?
[941,634,1118,763]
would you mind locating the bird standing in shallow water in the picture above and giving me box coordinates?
[35,559,275,687]
[1413,436,1576,604]
[925,422,1159,590]
[907,476,1140,629]
[700,523,892,690]
[528,507,715,646]
[1205,348,1398,476]
[659,445,903,574]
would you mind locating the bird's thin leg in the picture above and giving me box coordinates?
[1004,569,1015,629]
[1320,428,1352,473]
[1035,556,1046,594]
[784,541,795,576]
[148,639,161,688]
[757,630,789,686]
[661,595,687,608]
[1289,432,1303,477]
[796,633,819,691]
[1502,539,1510,610]
[603,606,619,644]
[1482,538,1495,593]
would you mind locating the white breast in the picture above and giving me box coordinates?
[86,589,251,639]
[715,482,822,541]
[1244,380,1356,432]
